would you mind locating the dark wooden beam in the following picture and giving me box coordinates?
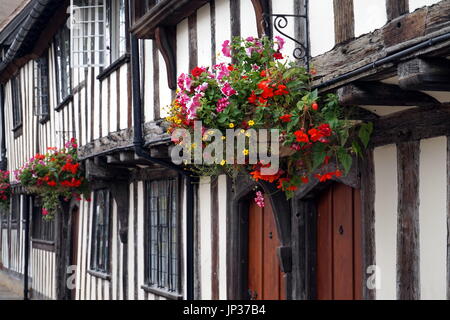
[386,0,409,21]
[333,0,355,44]
[85,159,130,180]
[371,106,450,146]
[250,0,271,38]
[360,149,376,300]
[338,81,440,107]
[396,141,420,300]
[447,137,450,300]
[154,26,177,90]
[398,58,450,91]
[130,0,210,39]
[312,0,450,90]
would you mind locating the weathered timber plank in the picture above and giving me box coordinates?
[398,57,450,91]
[396,141,420,300]
[338,81,440,107]
[360,149,376,300]
[386,0,409,21]
[311,0,450,90]
[371,106,450,147]
[333,0,354,44]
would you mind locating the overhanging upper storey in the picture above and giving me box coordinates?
[130,0,211,39]
[0,0,70,84]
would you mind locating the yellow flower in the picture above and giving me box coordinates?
[240,129,245,134]
[245,132,251,137]
[220,160,226,166]
[191,143,197,149]
[229,123,235,128]
[248,120,255,126]
[221,136,226,140]
[242,149,249,156]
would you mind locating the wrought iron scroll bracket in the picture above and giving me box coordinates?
[263,1,310,69]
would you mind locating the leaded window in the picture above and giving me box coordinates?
[54,24,72,103]
[34,53,50,120]
[70,0,127,68]
[108,0,127,62]
[11,74,22,129]
[90,189,111,274]
[31,198,55,242]
[145,178,180,294]
[71,0,108,68]
[10,194,20,227]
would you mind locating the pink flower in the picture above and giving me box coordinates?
[246,36,255,42]
[195,82,209,93]
[216,97,230,112]
[275,36,285,51]
[222,40,231,57]
[254,191,265,208]
[42,208,49,216]
[177,73,192,92]
[214,63,231,81]
[221,82,237,96]
[186,93,203,119]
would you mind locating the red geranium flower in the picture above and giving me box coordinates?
[294,130,309,143]
[191,66,205,77]
[279,114,292,123]
[273,52,283,60]
[274,84,289,96]
[248,91,257,104]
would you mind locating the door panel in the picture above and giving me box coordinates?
[248,197,285,300]
[317,183,362,300]
[70,207,79,300]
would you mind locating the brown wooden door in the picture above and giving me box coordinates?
[247,196,286,300]
[317,183,362,300]
[70,207,79,300]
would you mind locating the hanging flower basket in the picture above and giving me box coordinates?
[0,170,11,210]
[15,138,90,220]
[166,36,373,205]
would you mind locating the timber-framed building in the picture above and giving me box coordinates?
[0,0,449,300]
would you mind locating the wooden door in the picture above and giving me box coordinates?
[70,207,79,300]
[317,183,362,300]
[247,196,286,300]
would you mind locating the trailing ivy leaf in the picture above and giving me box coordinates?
[338,148,352,175]
[340,129,349,147]
[352,141,363,158]
[287,115,300,132]
[359,122,373,148]
[283,67,301,80]
[312,143,327,171]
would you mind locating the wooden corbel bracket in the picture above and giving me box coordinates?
[155,26,177,90]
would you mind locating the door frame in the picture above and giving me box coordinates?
[291,154,375,300]
[226,174,293,300]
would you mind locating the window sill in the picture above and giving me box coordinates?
[141,285,183,300]
[31,239,55,252]
[12,123,22,139]
[39,114,50,125]
[97,54,130,81]
[88,269,111,281]
[55,94,73,112]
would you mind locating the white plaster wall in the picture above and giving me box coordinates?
[374,144,398,300]
[309,0,335,57]
[218,175,228,299]
[240,0,258,40]
[197,3,213,66]
[199,177,212,299]
[354,0,387,37]
[419,137,447,300]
